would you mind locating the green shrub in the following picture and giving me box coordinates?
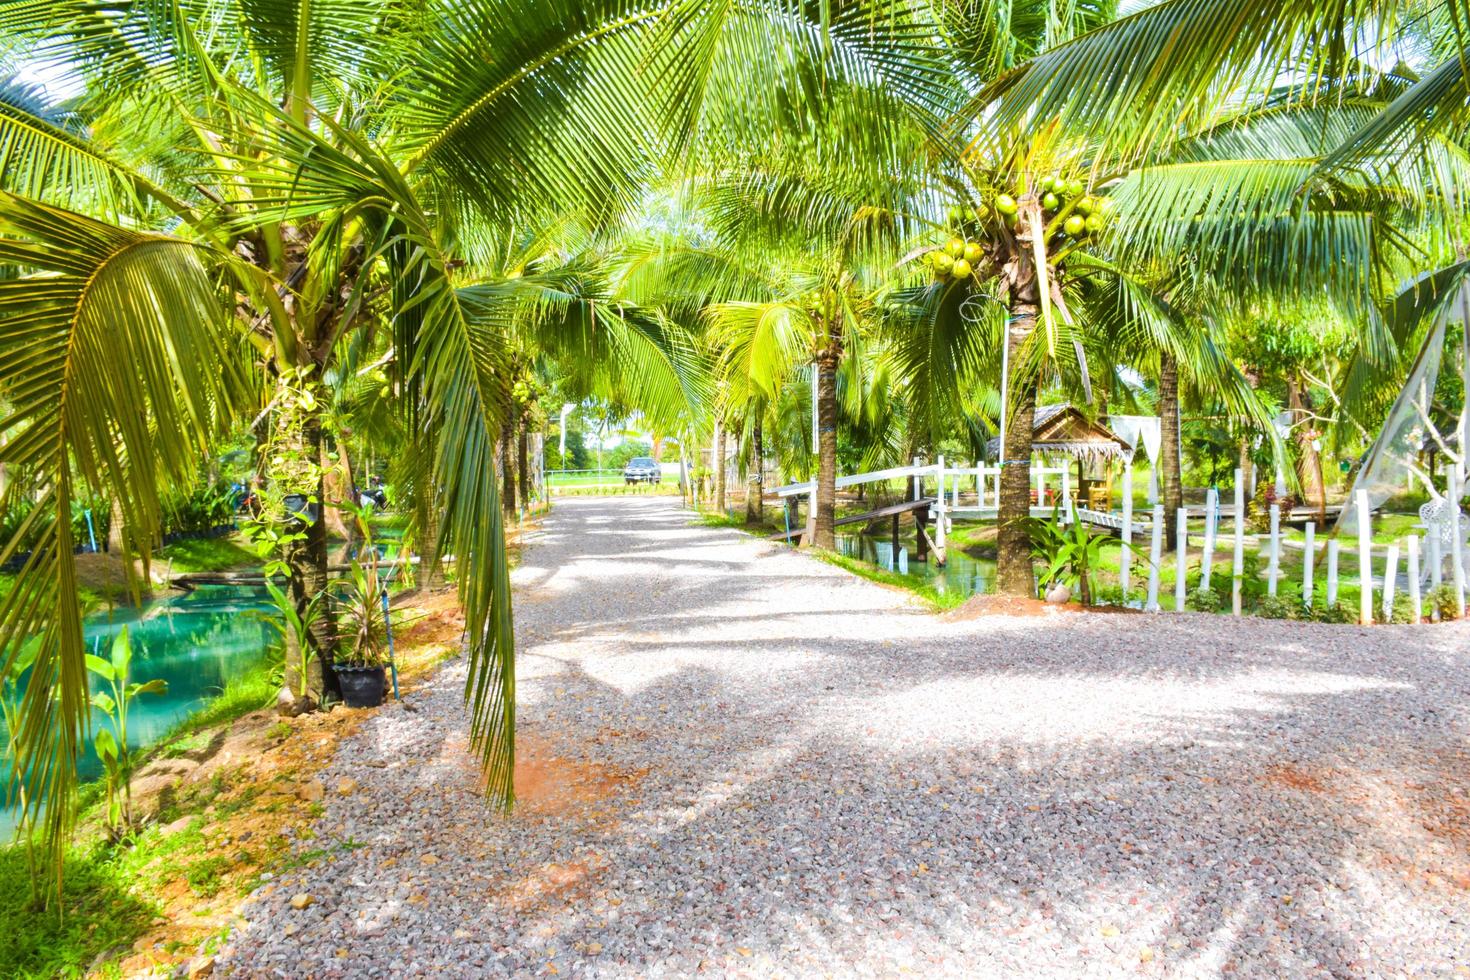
[1427,584,1461,621]
[1186,588,1224,612]
[1254,594,1301,620]
[1305,601,1355,624]
[1387,593,1419,624]
[1090,584,1140,608]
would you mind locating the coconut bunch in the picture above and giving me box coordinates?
[926,175,1111,284]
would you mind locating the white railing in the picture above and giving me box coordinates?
[772,456,1093,564]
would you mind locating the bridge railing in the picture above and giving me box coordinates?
[770,455,1121,564]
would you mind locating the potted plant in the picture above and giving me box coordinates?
[1028,503,1108,605]
[333,548,390,708]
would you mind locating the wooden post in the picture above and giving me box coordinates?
[1232,469,1245,616]
[1408,535,1422,623]
[1120,462,1134,595]
[1201,487,1218,592]
[1327,539,1340,607]
[1383,541,1400,622]
[1356,489,1373,625]
[915,505,929,563]
[1267,504,1281,597]
[1175,507,1188,610]
[891,513,900,563]
[1302,521,1315,611]
[1146,505,1164,612]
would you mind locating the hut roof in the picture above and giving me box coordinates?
[988,404,1134,462]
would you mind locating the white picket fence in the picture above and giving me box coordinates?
[1149,471,1467,623]
[775,459,1468,625]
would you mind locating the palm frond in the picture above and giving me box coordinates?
[0,192,249,881]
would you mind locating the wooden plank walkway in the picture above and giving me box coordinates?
[767,498,934,541]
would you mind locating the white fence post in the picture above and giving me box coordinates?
[935,455,947,555]
[1302,521,1315,611]
[912,456,922,501]
[1327,539,1340,607]
[1201,487,1218,592]
[1356,489,1373,625]
[1451,469,1467,618]
[1175,507,1188,610]
[1146,505,1164,612]
[1408,535,1422,623]
[1231,470,1245,616]
[1267,503,1281,597]
[1383,541,1400,622]
[1120,463,1134,595]
[1430,529,1444,590]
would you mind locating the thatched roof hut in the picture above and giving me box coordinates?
[987,404,1134,463]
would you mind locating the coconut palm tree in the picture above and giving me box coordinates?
[0,0,737,880]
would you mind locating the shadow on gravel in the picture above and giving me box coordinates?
[227,496,1470,976]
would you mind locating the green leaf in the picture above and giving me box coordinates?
[93,727,117,762]
[84,654,114,683]
[109,626,132,678]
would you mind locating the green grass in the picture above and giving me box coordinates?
[368,511,409,530]
[154,535,257,573]
[546,470,640,487]
[0,573,109,615]
[0,842,159,979]
[552,483,679,497]
[815,550,969,612]
[0,655,285,977]
[691,511,782,533]
[160,659,281,750]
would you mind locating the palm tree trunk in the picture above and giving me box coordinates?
[713,417,726,514]
[517,415,531,512]
[746,416,763,523]
[285,395,339,706]
[415,489,445,590]
[1159,349,1183,550]
[320,438,352,543]
[996,302,1038,596]
[1287,378,1326,522]
[811,347,840,550]
[500,418,517,515]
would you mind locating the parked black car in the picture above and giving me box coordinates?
[623,457,662,484]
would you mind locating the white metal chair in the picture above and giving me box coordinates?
[1418,498,1469,586]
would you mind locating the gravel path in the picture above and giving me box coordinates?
[219,495,1470,978]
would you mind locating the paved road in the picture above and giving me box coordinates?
[221,495,1470,978]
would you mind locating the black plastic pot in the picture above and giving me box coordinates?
[334,665,387,708]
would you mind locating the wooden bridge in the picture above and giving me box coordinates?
[766,455,1179,564]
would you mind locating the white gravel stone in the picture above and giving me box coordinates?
[217,496,1470,978]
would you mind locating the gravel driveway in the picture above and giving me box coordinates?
[219,495,1470,978]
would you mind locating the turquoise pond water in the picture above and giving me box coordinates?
[2,584,276,837]
[833,531,997,597]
